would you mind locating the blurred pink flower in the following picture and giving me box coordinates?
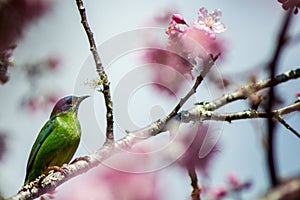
[21,92,60,113]
[24,54,61,78]
[99,167,160,200]
[200,171,252,199]
[193,7,226,39]
[227,172,240,189]
[56,146,162,200]
[150,9,176,26]
[185,28,224,57]
[226,172,252,191]
[58,168,161,200]
[46,55,60,71]
[176,123,219,176]
[206,172,251,199]
[0,0,51,52]
[151,64,186,95]
[144,47,193,96]
[145,48,194,74]
[212,187,228,200]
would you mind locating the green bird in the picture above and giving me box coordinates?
[24,95,89,185]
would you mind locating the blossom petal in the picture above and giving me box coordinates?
[198,7,208,21]
[172,14,186,24]
[212,22,226,33]
[211,9,222,23]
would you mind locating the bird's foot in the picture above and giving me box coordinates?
[70,155,91,164]
[47,166,69,176]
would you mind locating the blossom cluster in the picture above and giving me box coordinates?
[167,8,226,39]
[0,0,51,84]
[206,172,251,200]
[144,7,226,96]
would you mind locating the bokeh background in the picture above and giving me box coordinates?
[0,0,300,199]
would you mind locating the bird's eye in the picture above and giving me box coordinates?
[66,98,72,105]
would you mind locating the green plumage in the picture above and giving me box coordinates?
[24,96,89,185]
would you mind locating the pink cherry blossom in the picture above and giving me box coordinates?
[194,7,226,39]
[172,14,187,24]
[144,8,225,96]
[227,172,240,189]
[159,27,224,93]
[212,187,228,199]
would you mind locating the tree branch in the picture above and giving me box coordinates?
[75,0,114,143]
[188,166,201,200]
[202,68,300,111]
[178,101,300,125]
[266,8,293,187]
[275,115,300,139]
[7,68,300,200]
[8,143,113,200]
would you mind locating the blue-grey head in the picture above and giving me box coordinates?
[50,95,89,118]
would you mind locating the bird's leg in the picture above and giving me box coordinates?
[47,166,69,176]
[70,156,90,164]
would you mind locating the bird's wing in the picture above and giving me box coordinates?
[25,117,56,177]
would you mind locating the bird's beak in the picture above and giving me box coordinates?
[77,95,90,104]
[73,96,90,114]
[79,95,90,102]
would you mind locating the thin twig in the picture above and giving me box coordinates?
[165,53,220,122]
[266,9,293,187]
[203,68,300,111]
[178,101,300,125]
[275,115,300,139]
[187,166,201,200]
[75,0,114,143]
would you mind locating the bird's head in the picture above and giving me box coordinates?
[50,95,89,118]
